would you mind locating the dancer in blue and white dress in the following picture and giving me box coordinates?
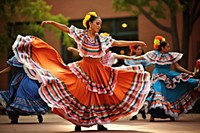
[124,44,151,68]
[132,35,200,121]
[0,56,50,123]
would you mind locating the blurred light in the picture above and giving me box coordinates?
[122,23,127,28]
[120,50,125,55]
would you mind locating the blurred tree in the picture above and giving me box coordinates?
[0,0,71,58]
[113,0,200,68]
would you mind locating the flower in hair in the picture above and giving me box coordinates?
[83,15,90,28]
[88,12,97,17]
[100,32,110,37]
[82,12,98,28]
[153,38,160,49]
[153,35,166,50]
[129,45,134,52]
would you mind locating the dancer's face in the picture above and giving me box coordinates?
[163,43,170,53]
[135,46,143,56]
[90,17,102,33]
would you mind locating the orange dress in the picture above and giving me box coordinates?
[12,26,151,127]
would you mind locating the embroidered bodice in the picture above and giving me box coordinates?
[68,25,115,58]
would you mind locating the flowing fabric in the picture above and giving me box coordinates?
[12,34,151,127]
[144,50,200,118]
[0,56,50,116]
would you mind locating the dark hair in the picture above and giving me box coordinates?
[85,15,102,52]
[86,15,98,29]
[130,44,145,55]
[95,34,102,51]
[158,41,167,51]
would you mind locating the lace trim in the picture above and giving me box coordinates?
[148,91,200,118]
[151,73,191,89]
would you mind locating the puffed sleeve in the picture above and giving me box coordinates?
[99,34,115,51]
[68,25,85,46]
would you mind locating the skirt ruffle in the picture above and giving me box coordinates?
[12,35,151,127]
[147,72,200,118]
[0,75,50,115]
[151,72,192,89]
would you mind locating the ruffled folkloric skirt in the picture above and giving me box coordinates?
[0,73,50,115]
[12,35,151,127]
[146,70,200,118]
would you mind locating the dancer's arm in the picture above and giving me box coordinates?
[174,62,195,76]
[41,21,146,47]
[0,66,11,75]
[41,20,70,33]
[112,40,147,48]
[133,55,145,60]
[67,47,79,54]
[114,54,133,60]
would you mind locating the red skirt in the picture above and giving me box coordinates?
[13,35,151,127]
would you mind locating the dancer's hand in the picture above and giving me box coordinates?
[67,47,79,54]
[67,47,74,51]
[189,71,196,77]
[41,21,52,27]
[140,41,147,48]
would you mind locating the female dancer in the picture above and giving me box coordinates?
[133,35,200,121]
[11,11,151,131]
[125,44,151,68]
[0,56,50,123]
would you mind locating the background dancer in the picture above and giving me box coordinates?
[133,35,200,121]
[0,56,50,124]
